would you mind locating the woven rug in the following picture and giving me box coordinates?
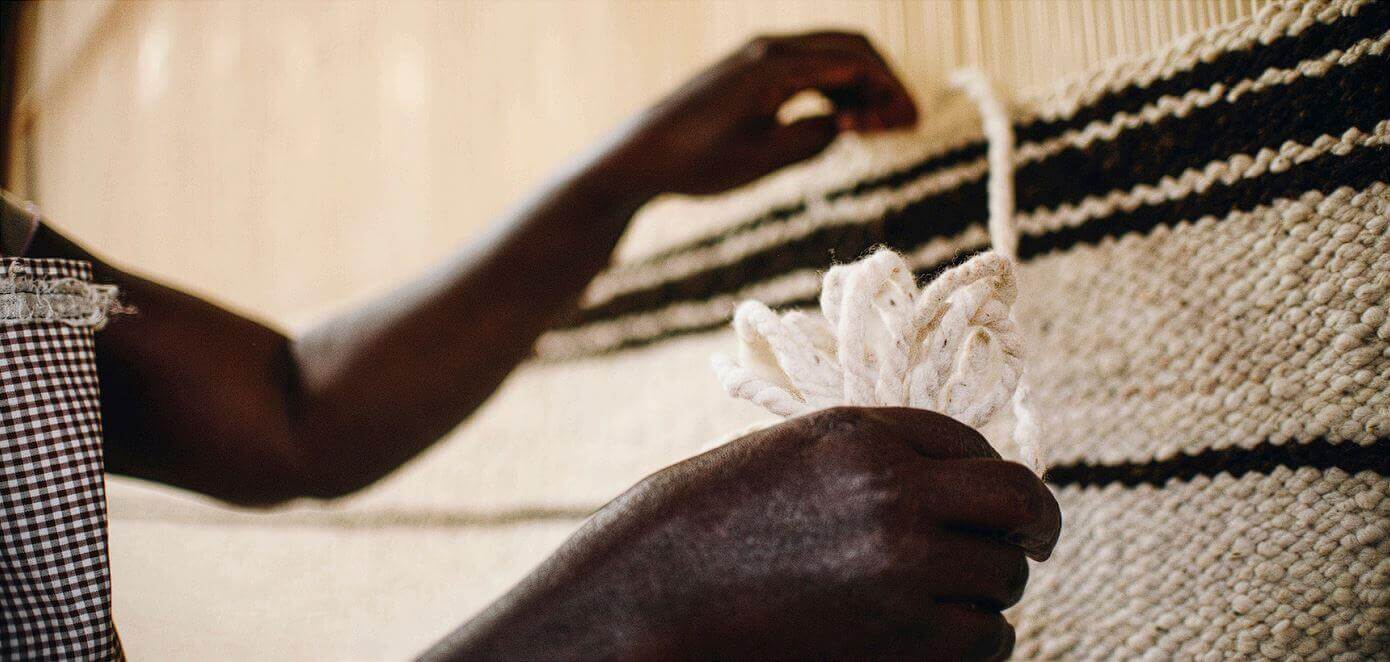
[523,0,1389,657]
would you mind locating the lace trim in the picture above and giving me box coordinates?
[0,261,122,330]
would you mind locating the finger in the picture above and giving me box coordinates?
[916,458,1063,561]
[863,606,1014,661]
[825,83,912,132]
[777,33,918,129]
[772,32,909,94]
[763,114,838,172]
[793,407,999,478]
[856,407,1002,460]
[782,52,916,130]
[750,36,917,129]
[932,605,1017,662]
[870,531,1029,620]
[925,532,1030,611]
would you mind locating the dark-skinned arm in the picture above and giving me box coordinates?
[26,32,917,505]
[423,408,1061,660]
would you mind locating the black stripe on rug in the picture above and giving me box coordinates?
[569,178,988,327]
[566,112,1388,334]
[632,139,987,266]
[1016,0,1389,144]
[573,53,1389,328]
[1017,48,1390,214]
[555,144,1388,357]
[629,3,1388,265]
[851,1,1390,205]
[1044,436,1390,488]
[1020,144,1390,259]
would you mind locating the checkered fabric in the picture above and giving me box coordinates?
[1,257,122,660]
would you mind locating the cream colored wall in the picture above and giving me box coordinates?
[7,1,1276,659]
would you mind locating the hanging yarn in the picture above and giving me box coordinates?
[711,69,1044,473]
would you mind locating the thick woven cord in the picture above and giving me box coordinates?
[712,70,1044,473]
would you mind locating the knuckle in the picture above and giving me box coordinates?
[806,30,870,45]
[936,416,999,459]
[839,479,915,575]
[853,515,913,580]
[742,35,782,61]
[902,409,998,459]
[803,406,871,439]
[868,480,913,528]
[847,470,906,527]
[845,32,874,49]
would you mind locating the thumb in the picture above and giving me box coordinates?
[764,115,839,172]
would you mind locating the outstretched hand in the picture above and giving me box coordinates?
[67,30,920,507]
[615,32,918,196]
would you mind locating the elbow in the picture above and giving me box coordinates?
[274,439,387,502]
[292,469,378,501]
[219,465,374,507]
[211,441,382,507]
[211,475,349,508]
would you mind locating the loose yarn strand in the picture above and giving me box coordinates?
[713,70,1045,475]
[951,69,1018,261]
[953,68,1045,474]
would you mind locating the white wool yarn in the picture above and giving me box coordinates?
[711,69,1044,473]
[711,248,1042,472]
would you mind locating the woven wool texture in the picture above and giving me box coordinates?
[526,0,1390,657]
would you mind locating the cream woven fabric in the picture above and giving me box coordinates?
[529,0,1390,657]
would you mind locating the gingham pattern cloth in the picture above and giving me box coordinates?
[2,257,122,660]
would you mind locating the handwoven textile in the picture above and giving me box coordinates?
[529,0,1390,657]
[84,0,1388,658]
[1,257,123,660]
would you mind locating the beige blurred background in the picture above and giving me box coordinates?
[5,1,1273,659]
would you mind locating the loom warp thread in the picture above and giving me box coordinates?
[711,69,1044,473]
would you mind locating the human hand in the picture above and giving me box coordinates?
[432,407,1060,661]
[612,32,917,196]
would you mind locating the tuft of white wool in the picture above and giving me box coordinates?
[710,69,1045,474]
[711,248,1042,472]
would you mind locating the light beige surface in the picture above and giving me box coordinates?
[7,1,1277,659]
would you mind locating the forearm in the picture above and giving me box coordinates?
[25,225,305,502]
[28,135,656,504]
[421,480,693,661]
[288,141,657,497]
[22,30,915,506]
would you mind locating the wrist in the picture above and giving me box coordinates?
[429,498,684,660]
[577,110,685,206]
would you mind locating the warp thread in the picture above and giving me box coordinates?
[712,69,1044,473]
